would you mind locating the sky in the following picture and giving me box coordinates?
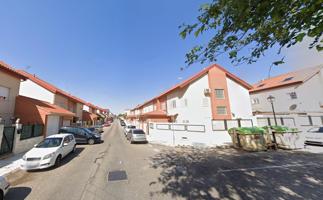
[0,0,322,114]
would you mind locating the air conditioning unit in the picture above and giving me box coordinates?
[204,88,211,95]
[320,101,323,108]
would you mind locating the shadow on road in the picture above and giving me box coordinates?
[5,187,31,200]
[150,148,323,200]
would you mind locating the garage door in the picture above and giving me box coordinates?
[46,116,60,136]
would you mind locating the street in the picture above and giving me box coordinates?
[5,122,323,200]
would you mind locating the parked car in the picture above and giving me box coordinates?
[59,127,102,144]
[103,122,111,127]
[20,134,76,170]
[0,176,10,200]
[88,125,104,134]
[120,120,126,127]
[124,125,136,137]
[127,129,147,144]
[305,127,323,146]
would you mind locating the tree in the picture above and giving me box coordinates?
[180,0,323,66]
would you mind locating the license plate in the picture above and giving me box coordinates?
[26,162,39,168]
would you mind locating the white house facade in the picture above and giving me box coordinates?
[127,64,255,147]
[250,65,323,129]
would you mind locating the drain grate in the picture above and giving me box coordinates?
[108,170,128,182]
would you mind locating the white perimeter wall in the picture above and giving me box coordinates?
[166,74,212,132]
[147,122,231,147]
[19,79,55,103]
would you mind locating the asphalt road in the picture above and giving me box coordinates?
[5,122,170,200]
[5,122,323,200]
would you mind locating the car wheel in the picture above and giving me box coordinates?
[55,155,62,167]
[88,139,95,145]
[0,190,3,200]
[72,145,76,153]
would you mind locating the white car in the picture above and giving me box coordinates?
[305,127,323,146]
[124,125,136,136]
[0,176,10,200]
[21,134,76,170]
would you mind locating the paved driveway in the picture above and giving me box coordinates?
[4,123,323,200]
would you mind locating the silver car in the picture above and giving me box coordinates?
[0,176,10,200]
[305,127,323,146]
[124,125,136,137]
[127,129,147,144]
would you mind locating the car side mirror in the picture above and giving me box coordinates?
[34,144,38,147]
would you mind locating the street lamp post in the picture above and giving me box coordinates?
[267,95,278,126]
[267,95,278,146]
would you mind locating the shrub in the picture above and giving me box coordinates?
[229,127,265,135]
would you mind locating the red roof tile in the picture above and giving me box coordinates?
[16,95,75,116]
[250,65,323,93]
[17,70,87,104]
[133,64,252,110]
[0,61,26,80]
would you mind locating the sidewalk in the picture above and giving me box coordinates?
[0,153,24,176]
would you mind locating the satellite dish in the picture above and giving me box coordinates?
[289,104,297,111]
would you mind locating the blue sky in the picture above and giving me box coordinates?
[0,0,322,113]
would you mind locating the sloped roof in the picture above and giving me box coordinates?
[16,95,75,116]
[250,65,323,93]
[17,70,87,104]
[140,110,169,118]
[0,61,26,80]
[133,64,252,110]
[82,111,98,121]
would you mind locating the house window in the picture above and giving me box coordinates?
[0,86,9,100]
[216,106,227,115]
[283,77,294,82]
[171,100,177,109]
[289,92,297,99]
[251,98,260,105]
[182,98,188,107]
[215,89,225,99]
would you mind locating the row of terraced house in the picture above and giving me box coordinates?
[126,64,323,147]
[0,61,109,155]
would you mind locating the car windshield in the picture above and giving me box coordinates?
[84,128,94,134]
[128,126,136,129]
[36,138,62,148]
[133,130,145,134]
[87,128,95,132]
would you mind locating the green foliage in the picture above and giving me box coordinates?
[263,126,299,133]
[180,0,323,66]
[229,127,266,135]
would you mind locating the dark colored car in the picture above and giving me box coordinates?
[88,125,104,134]
[120,120,126,127]
[59,127,102,145]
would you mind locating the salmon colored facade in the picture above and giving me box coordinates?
[208,66,232,120]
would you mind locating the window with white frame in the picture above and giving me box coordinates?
[0,86,10,100]
[170,100,177,109]
[289,92,297,99]
[215,89,225,99]
[182,98,188,107]
[216,106,227,115]
[251,98,260,105]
